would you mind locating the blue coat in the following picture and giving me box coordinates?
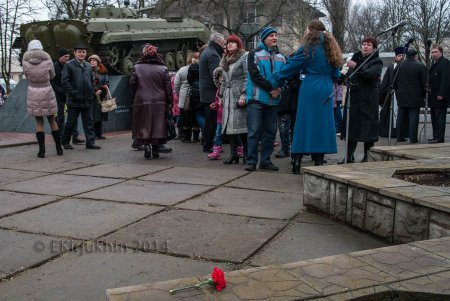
[271,43,340,154]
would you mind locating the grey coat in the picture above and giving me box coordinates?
[174,65,190,108]
[22,50,57,117]
[217,51,248,134]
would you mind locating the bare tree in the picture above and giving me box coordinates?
[0,0,37,93]
[321,0,351,49]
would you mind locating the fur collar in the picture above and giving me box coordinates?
[23,50,51,65]
[136,54,166,66]
[220,49,245,72]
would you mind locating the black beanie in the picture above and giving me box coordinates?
[58,48,70,57]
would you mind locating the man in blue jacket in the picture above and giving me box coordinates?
[245,27,285,171]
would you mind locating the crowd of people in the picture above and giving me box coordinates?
[24,19,450,174]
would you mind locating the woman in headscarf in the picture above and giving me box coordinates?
[22,39,63,158]
[271,20,342,172]
[88,54,109,139]
[130,44,173,159]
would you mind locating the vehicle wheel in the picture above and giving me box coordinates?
[122,56,135,75]
[176,51,185,69]
[165,52,176,71]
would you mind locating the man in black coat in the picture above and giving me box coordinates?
[199,32,225,153]
[61,44,100,150]
[428,45,450,143]
[51,48,84,144]
[394,48,427,143]
[378,46,405,138]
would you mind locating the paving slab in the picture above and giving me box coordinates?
[0,191,59,217]
[138,167,247,186]
[0,198,162,239]
[351,244,450,279]
[104,209,287,262]
[225,172,302,193]
[294,211,337,225]
[177,187,301,219]
[410,237,450,260]
[0,250,229,301]
[65,163,171,179]
[250,220,388,266]
[0,230,74,279]
[78,180,213,206]
[0,168,48,186]
[0,158,90,173]
[0,174,122,196]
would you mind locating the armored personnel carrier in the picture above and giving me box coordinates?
[13,3,210,74]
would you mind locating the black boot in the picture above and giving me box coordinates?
[192,129,200,143]
[291,154,301,174]
[151,145,160,159]
[223,137,239,164]
[361,142,374,162]
[144,145,152,159]
[51,130,63,156]
[181,129,192,143]
[312,153,324,166]
[36,132,45,158]
[338,141,356,164]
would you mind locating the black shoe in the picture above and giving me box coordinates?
[337,156,354,164]
[396,138,407,142]
[428,139,444,144]
[428,138,434,142]
[72,137,85,145]
[223,155,239,164]
[63,144,74,150]
[275,150,290,158]
[152,151,160,159]
[97,135,106,140]
[245,164,256,171]
[259,163,279,171]
[86,144,101,149]
[291,158,301,174]
[157,145,172,153]
[203,148,213,153]
[144,145,152,159]
[361,156,368,163]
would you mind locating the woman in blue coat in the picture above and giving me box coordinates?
[271,20,342,173]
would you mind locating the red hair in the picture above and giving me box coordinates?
[225,34,244,56]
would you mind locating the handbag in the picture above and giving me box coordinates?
[166,112,177,141]
[100,87,117,113]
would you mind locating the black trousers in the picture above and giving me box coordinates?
[57,101,79,138]
[430,107,447,141]
[396,107,420,143]
[203,104,217,151]
[61,106,95,146]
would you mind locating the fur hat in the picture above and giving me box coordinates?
[88,54,101,64]
[260,27,277,42]
[28,40,43,51]
[362,37,378,49]
[58,48,70,57]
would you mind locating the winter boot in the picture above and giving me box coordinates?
[36,132,45,158]
[207,145,222,160]
[181,129,192,143]
[192,129,200,143]
[223,138,239,164]
[51,130,64,156]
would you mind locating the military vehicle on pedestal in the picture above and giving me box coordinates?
[12,2,210,74]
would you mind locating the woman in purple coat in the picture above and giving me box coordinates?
[130,44,173,159]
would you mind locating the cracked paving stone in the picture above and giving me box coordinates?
[65,162,171,179]
[177,187,302,219]
[0,250,228,301]
[0,174,121,196]
[78,180,213,206]
[138,167,247,186]
[0,198,162,239]
[0,191,59,217]
[104,209,287,262]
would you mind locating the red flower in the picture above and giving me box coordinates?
[211,267,226,291]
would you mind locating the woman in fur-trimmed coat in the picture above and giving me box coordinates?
[214,35,248,164]
[22,39,63,158]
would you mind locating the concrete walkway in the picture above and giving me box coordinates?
[0,131,397,300]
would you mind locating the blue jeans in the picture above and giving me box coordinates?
[277,112,291,154]
[195,110,205,131]
[213,123,222,146]
[247,103,277,166]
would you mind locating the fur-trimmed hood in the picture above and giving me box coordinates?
[23,50,52,65]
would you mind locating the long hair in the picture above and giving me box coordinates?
[301,20,342,68]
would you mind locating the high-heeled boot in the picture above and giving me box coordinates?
[223,138,239,164]
[291,154,301,174]
[36,132,45,158]
[51,130,63,156]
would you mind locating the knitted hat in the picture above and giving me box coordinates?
[88,54,101,64]
[394,47,405,55]
[260,27,277,42]
[362,37,378,49]
[28,40,43,51]
[143,44,158,57]
[58,48,70,57]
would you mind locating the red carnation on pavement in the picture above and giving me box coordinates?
[169,267,227,294]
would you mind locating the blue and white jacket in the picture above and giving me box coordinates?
[246,41,286,105]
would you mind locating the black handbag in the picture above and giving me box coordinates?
[166,112,176,141]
